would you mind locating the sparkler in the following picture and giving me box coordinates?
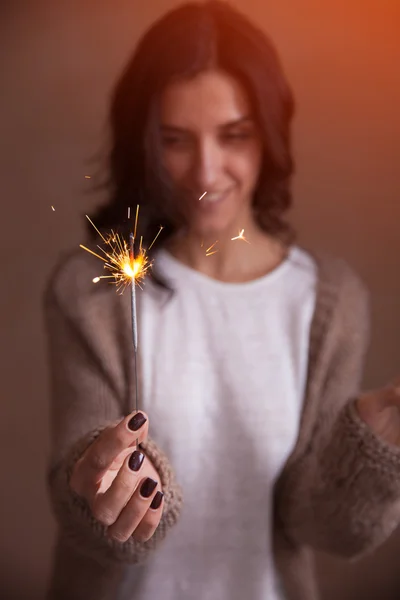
[80,206,163,445]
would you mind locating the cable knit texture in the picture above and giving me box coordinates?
[44,246,400,600]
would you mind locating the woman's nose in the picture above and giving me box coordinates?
[191,139,222,190]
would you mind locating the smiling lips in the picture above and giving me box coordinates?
[197,189,233,205]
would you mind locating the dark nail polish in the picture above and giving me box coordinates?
[140,478,157,498]
[128,450,144,472]
[150,491,164,510]
[128,412,147,431]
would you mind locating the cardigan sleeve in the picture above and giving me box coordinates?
[44,254,182,568]
[275,264,400,559]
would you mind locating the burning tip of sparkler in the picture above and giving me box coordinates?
[231,229,250,243]
[80,206,162,294]
[199,191,207,201]
[51,205,55,211]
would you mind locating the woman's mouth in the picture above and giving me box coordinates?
[197,189,233,207]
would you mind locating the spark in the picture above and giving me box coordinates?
[199,191,207,201]
[231,229,250,244]
[51,205,55,211]
[84,175,91,179]
[133,205,139,239]
[206,240,219,257]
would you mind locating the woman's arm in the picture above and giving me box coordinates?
[44,253,182,568]
[275,266,400,559]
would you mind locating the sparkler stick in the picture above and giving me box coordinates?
[130,205,140,354]
[129,224,139,447]
[129,232,138,353]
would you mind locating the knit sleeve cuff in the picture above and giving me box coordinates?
[48,428,183,566]
[339,399,400,486]
[303,398,400,556]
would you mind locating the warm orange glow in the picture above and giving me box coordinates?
[122,254,146,280]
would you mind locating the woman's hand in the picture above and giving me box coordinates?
[356,382,400,447]
[70,411,164,543]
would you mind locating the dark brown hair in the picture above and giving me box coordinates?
[90,1,296,249]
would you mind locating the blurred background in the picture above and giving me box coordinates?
[0,1,399,598]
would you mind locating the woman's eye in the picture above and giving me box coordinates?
[162,136,183,146]
[223,131,252,141]
[161,135,192,148]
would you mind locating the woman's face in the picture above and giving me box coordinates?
[159,69,263,237]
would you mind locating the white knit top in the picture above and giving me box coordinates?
[120,245,317,600]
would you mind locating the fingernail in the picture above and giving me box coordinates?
[140,478,157,498]
[150,491,164,510]
[128,450,145,472]
[128,412,147,431]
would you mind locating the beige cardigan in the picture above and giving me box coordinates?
[44,247,400,600]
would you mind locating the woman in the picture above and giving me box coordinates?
[44,2,400,600]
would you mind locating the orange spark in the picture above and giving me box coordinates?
[206,240,219,257]
[231,229,250,243]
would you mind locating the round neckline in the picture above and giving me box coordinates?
[154,245,297,292]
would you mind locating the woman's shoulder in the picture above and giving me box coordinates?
[44,244,118,316]
[296,246,371,344]
[296,245,369,302]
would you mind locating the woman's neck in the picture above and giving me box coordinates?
[165,221,289,284]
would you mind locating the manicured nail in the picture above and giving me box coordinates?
[128,412,147,431]
[150,491,164,510]
[140,478,157,498]
[128,450,145,472]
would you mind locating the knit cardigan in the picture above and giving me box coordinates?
[44,247,400,600]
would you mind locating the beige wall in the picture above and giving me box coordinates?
[1,1,399,598]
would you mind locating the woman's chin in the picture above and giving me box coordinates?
[191,223,231,241]
[189,213,240,239]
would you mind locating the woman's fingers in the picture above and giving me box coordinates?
[69,409,164,544]
[133,491,164,542]
[71,411,149,498]
[107,477,162,543]
[92,449,146,526]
